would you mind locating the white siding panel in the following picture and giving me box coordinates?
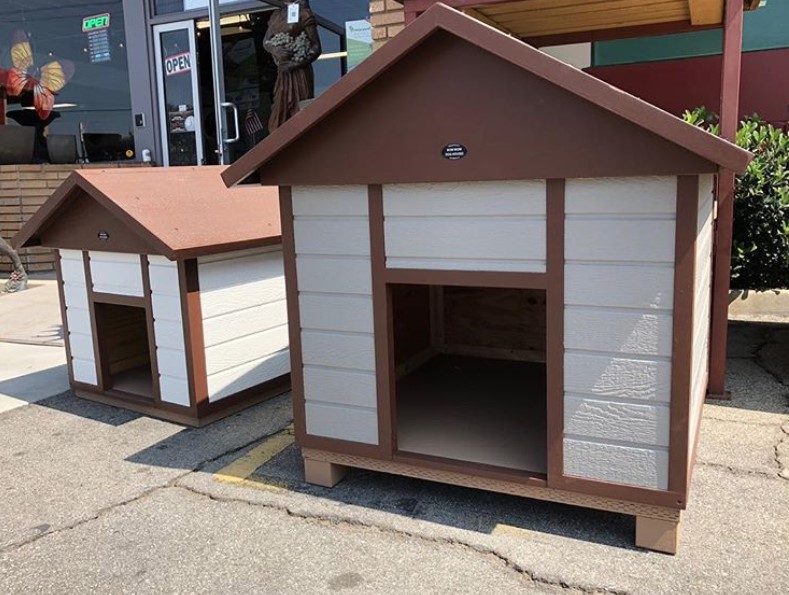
[198,248,289,402]
[71,359,98,386]
[207,349,290,402]
[299,294,374,334]
[566,177,677,215]
[383,181,546,216]
[60,250,96,385]
[204,325,289,376]
[292,185,377,446]
[200,276,286,319]
[565,395,670,447]
[301,331,375,371]
[88,251,144,296]
[565,352,671,403]
[565,307,673,357]
[295,220,371,256]
[565,263,674,310]
[564,438,669,489]
[63,283,90,312]
[385,218,545,262]
[563,177,677,489]
[303,366,377,409]
[296,256,372,295]
[292,185,369,216]
[305,402,379,445]
[68,332,95,362]
[148,258,189,407]
[159,376,190,408]
[202,301,288,347]
[565,219,676,263]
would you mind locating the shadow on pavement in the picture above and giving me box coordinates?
[31,391,144,427]
[248,443,636,550]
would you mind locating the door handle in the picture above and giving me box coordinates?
[221,101,241,144]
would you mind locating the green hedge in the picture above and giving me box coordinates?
[684,108,789,291]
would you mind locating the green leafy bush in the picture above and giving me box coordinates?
[684,107,789,290]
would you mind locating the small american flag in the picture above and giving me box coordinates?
[245,109,264,137]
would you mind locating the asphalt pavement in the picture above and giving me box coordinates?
[0,282,787,594]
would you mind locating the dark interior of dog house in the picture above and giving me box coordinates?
[391,284,547,476]
[95,302,154,400]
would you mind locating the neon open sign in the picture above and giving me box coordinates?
[82,13,111,32]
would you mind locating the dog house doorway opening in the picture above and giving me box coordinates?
[391,283,547,476]
[95,302,154,400]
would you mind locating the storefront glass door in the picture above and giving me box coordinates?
[153,21,205,166]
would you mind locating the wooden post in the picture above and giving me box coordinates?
[636,516,681,555]
[708,0,743,399]
[304,458,348,487]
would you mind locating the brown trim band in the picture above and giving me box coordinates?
[140,255,162,404]
[369,184,395,458]
[545,179,565,487]
[179,259,207,415]
[550,475,686,510]
[280,187,308,444]
[54,251,76,386]
[91,292,146,307]
[385,268,547,289]
[668,175,699,501]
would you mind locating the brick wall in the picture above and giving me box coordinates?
[371,0,405,49]
[0,163,150,274]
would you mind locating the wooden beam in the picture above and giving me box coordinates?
[688,0,724,25]
[708,0,744,398]
[463,7,513,35]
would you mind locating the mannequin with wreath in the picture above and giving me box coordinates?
[263,0,322,132]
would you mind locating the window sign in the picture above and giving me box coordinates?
[82,14,111,33]
[164,52,193,76]
[345,19,373,70]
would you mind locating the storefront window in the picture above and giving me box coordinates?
[0,1,134,164]
[156,0,248,16]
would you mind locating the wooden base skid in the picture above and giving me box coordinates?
[302,448,682,554]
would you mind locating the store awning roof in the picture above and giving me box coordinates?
[401,1,762,44]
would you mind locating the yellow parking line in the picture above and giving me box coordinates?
[214,424,295,485]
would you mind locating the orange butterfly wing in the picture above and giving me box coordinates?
[33,84,56,120]
[39,60,72,93]
[10,36,33,71]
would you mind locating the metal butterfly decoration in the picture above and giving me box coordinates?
[3,30,74,120]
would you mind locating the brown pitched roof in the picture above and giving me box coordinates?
[222,3,751,188]
[14,166,281,260]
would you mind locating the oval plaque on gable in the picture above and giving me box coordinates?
[442,144,467,161]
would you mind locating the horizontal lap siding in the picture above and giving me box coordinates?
[88,251,144,297]
[689,175,715,467]
[293,186,378,445]
[148,256,189,407]
[60,249,97,385]
[198,248,289,403]
[563,177,676,490]
[383,181,547,272]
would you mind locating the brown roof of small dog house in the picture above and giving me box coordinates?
[223,3,750,189]
[15,166,281,260]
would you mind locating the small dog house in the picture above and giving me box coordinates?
[14,167,289,426]
[223,5,751,553]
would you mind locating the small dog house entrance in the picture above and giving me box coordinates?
[392,284,547,476]
[95,303,154,400]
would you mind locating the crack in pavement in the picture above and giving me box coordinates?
[697,459,786,480]
[171,483,628,595]
[776,421,789,480]
[0,425,291,554]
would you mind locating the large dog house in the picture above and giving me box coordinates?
[223,5,751,553]
[14,167,289,426]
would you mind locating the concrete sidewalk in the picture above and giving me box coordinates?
[0,281,787,593]
[0,278,69,414]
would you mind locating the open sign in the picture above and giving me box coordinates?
[82,13,110,32]
[164,52,192,77]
